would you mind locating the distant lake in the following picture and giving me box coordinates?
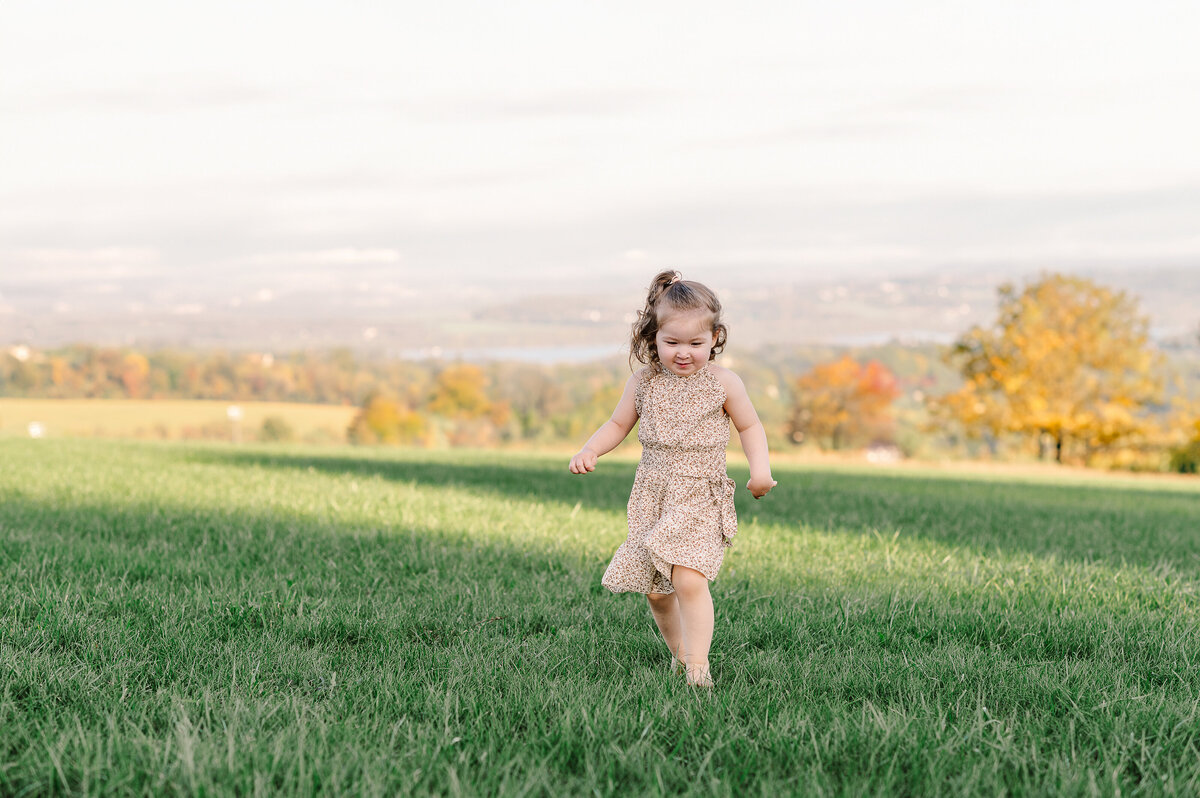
[400,345,626,365]
[826,330,956,346]
[400,333,967,364]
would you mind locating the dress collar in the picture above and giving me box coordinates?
[656,361,710,380]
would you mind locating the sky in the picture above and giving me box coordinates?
[3,0,1200,298]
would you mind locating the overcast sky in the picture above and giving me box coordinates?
[3,0,1200,296]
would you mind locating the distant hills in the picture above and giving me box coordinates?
[2,264,1196,359]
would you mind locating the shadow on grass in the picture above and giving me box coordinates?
[1,480,1196,685]
[0,487,650,672]
[5,447,1200,798]
[183,447,1200,575]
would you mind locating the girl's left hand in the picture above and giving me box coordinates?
[569,449,598,474]
[747,476,777,499]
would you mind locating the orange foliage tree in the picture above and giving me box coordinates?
[933,274,1164,463]
[120,353,150,398]
[786,356,901,450]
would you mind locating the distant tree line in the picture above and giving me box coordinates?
[3,272,1197,471]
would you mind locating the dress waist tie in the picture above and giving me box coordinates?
[668,470,738,545]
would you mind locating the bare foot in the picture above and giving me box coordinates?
[685,661,714,688]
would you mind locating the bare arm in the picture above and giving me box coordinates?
[716,367,777,498]
[568,372,640,473]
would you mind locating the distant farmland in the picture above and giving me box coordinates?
[0,398,357,443]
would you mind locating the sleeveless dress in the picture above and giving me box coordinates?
[600,362,738,595]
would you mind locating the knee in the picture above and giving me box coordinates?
[670,566,709,597]
[647,592,674,606]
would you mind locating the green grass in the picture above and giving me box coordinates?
[2,440,1200,796]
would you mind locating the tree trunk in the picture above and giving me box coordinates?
[1055,433,1064,464]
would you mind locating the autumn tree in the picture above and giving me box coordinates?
[934,273,1164,463]
[120,353,150,398]
[786,356,901,450]
[429,364,493,418]
[347,393,427,445]
[426,364,512,447]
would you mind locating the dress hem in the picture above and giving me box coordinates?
[646,543,720,583]
[600,583,676,596]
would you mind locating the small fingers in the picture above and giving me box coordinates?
[749,481,776,499]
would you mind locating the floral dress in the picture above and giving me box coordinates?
[600,362,738,595]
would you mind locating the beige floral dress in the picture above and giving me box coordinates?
[600,362,738,595]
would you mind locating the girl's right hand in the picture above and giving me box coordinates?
[747,476,777,499]
[569,449,598,474]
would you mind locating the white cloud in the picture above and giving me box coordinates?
[231,249,402,266]
[4,247,158,266]
[0,248,162,286]
[2,1,1198,289]
[20,246,154,261]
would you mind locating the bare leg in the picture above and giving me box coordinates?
[671,565,715,687]
[647,592,685,667]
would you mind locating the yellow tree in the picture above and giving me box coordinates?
[347,393,427,445]
[787,356,901,450]
[937,273,1163,463]
[429,364,492,418]
[428,364,511,447]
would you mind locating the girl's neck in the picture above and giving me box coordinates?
[657,360,710,378]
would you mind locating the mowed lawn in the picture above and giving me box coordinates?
[2,440,1200,797]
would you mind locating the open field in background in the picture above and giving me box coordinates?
[3,440,1200,796]
[9,397,1200,484]
[0,398,357,443]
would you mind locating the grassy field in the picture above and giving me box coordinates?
[0,398,357,443]
[2,440,1200,796]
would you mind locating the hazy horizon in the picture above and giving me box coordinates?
[3,1,1199,347]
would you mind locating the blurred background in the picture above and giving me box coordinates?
[2,0,1198,468]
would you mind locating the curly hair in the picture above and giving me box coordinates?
[629,270,728,369]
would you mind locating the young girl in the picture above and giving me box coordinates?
[569,270,776,688]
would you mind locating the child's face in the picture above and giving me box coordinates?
[655,308,717,377]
